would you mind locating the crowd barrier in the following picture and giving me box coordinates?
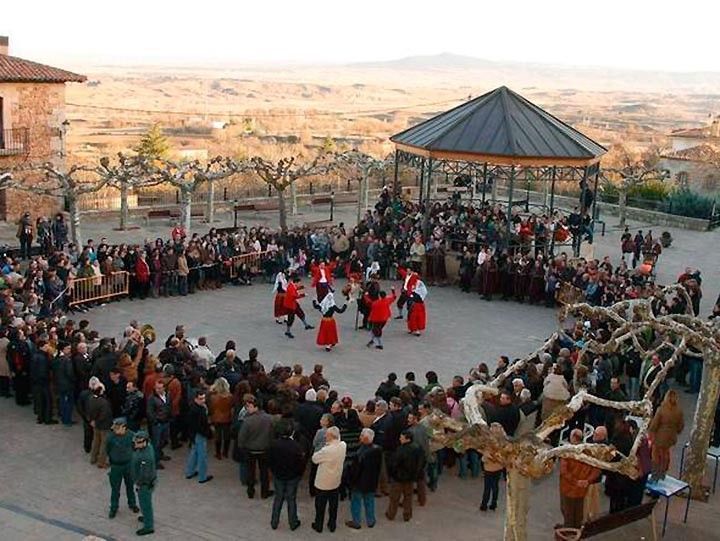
[228,250,272,279]
[67,271,130,306]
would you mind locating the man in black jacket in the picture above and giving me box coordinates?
[346,428,382,529]
[267,419,305,531]
[385,430,425,522]
[375,372,400,402]
[30,341,56,424]
[184,391,213,483]
[88,382,113,468]
[294,388,324,442]
[106,367,127,418]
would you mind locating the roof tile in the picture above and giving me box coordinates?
[0,55,86,83]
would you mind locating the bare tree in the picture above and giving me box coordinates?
[99,153,163,230]
[601,145,668,228]
[428,285,703,540]
[156,157,244,233]
[18,163,108,246]
[332,150,393,224]
[248,153,332,230]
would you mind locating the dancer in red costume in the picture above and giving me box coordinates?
[395,266,419,319]
[364,287,396,350]
[272,269,288,324]
[312,292,347,351]
[283,274,314,339]
[310,259,337,301]
[407,279,428,337]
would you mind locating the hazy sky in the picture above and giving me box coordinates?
[2,0,719,72]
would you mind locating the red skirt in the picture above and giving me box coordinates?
[407,301,426,332]
[274,293,287,317]
[316,317,339,346]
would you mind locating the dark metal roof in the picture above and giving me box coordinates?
[391,86,606,162]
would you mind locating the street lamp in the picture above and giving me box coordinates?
[233,199,238,229]
[330,190,335,221]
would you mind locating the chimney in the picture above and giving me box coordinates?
[0,36,8,56]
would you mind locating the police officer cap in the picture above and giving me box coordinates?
[112,417,127,426]
[133,430,149,441]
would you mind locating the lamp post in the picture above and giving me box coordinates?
[330,190,335,221]
[233,199,238,229]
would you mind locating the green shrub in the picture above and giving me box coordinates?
[662,189,716,219]
[628,180,671,201]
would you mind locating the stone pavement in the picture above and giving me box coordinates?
[1,203,720,539]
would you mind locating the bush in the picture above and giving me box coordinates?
[628,180,671,201]
[662,189,716,219]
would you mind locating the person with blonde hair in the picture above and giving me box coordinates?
[208,377,233,459]
[648,389,684,481]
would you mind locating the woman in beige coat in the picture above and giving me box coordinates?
[648,389,684,481]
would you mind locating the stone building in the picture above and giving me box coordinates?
[659,117,720,196]
[0,36,85,221]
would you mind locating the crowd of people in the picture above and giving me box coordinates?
[1,191,718,538]
[3,293,718,536]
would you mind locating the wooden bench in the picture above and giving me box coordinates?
[145,208,204,225]
[311,195,333,205]
[558,501,658,540]
[233,203,256,212]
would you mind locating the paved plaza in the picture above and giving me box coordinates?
[1,204,720,540]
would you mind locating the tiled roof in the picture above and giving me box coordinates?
[661,144,720,163]
[391,86,606,161]
[0,55,86,83]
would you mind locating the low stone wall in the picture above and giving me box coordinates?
[499,189,712,232]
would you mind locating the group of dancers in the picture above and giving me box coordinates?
[271,260,428,352]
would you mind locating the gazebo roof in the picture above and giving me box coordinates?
[391,86,606,166]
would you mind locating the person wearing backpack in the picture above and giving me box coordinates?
[131,430,157,536]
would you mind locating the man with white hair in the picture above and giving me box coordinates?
[511,378,525,404]
[311,426,347,533]
[345,428,382,529]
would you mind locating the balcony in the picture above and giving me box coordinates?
[0,128,29,156]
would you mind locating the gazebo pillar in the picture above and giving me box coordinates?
[423,158,434,236]
[393,150,400,196]
[506,165,516,234]
[591,165,600,221]
[481,162,488,203]
[418,158,426,205]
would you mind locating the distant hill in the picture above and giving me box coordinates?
[349,52,720,93]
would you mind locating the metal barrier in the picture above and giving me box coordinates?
[68,271,129,306]
[228,250,272,279]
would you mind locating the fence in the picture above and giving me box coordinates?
[228,250,272,279]
[67,271,129,306]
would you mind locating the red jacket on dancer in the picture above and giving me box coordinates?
[366,291,397,324]
[310,261,336,301]
[283,280,304,312]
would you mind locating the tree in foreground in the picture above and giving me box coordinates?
[428,284,717,540]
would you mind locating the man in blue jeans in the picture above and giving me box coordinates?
[267,419,305,530]
[146,380,172,468]
[345,428,382,529]
[185,391,213,484]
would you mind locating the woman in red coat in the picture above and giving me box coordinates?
[135,252,151,299]
[312,292,347,351]
[407,280,427,336]
[365,287,396,350]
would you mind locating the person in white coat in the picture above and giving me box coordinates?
[311,426,347,533]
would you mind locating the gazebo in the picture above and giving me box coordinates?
[389,86,607,236]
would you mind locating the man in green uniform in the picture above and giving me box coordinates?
[131,430,157,536]
[106,417,140,518]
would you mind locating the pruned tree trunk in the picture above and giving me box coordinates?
[277,189,288,230]
[119,179,129,230]
[180,189,192,234]
[683,359,720,498]
[290,182,298,215]
[68,196,82,247]
[357,172,366,225]
[363,170,370,211]
[618,189,628,228]
[503,469,530,541]
[206,180,215,223]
